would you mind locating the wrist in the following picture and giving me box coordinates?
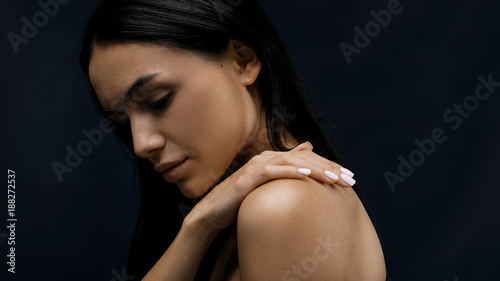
[183,211,220,245]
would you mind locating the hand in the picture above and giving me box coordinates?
[186,141,356,234]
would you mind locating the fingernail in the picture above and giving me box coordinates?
[298,168,311,175]
[341,173,356,186]
[325,170,339,181]
[340,167,354,177]
[305,141,313,149]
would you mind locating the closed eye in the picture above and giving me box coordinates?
[150,93,174,110]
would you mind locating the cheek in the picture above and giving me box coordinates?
[170,76,251,190]
[192,81,248,153]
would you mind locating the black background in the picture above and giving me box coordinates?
[2,0,499,280]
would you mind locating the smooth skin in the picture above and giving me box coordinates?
[89,40,386,280]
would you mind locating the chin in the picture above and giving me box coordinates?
[177,180,212,199]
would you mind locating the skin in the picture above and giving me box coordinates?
[89,40,386,280]
[236,178,386,281]
[90,41,273,198]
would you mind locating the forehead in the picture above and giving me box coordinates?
[88,44,165,103]
[88,43,211,107]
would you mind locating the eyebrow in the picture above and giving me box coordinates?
[103,72,161,112]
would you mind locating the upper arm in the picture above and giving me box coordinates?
[236,177,359,281]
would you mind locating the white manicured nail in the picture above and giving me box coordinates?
[340,167,354,177]
[298,168,311,175]
[341,173,356,186]
[325,170,339,181]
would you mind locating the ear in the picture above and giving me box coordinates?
[226,39,262,86]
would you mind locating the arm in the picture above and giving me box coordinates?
[142,215,219,281]
[143,142,357,280]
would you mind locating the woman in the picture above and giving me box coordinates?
[79,0,387,280]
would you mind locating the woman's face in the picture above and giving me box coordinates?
[89,41,291,198]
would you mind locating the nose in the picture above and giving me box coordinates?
[129,112,165,158]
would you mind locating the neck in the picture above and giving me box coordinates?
[232,127,300,173]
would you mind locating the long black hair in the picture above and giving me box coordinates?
[79,0,371,279]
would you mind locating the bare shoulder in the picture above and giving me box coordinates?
[238,177,361,241]
[239,176,359,222]
[237,177,386,281]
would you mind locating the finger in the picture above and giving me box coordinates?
[256,163,355,188]
[339,172,356,187]
[256,165,312,184]
[284,149,341,172]
[303,163,355,188]
[314,165,356,188]
[290,141,313,151]
[265,144,356,187]
[276,151,356,188]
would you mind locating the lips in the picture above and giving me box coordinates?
[155,158,186,174]
[155,158,188,182]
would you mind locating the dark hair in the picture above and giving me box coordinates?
[80,0,371,279]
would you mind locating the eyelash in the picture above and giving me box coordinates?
[105,93,173,125]
[149,93,174,110]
